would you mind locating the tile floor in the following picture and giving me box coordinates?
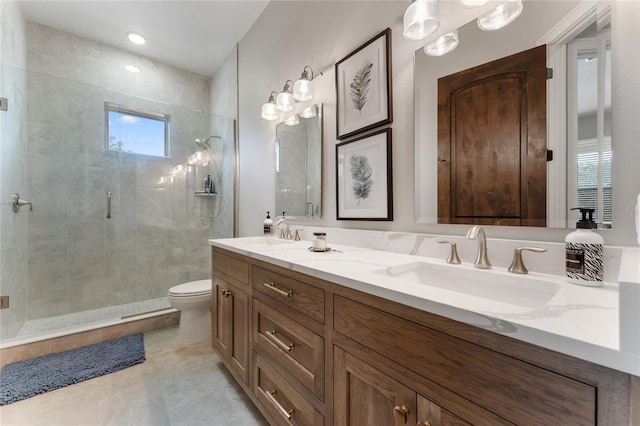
[0,327,269,426]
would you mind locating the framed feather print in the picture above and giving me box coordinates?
[335,28,393,140]
[336,128,393,220]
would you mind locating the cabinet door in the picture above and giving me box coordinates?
[334,346,417,426]
[417,395,472,426]
[213,276,231,356]
[213,276,249,384]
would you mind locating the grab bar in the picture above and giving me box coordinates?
[11,193,32,213]
[106,192,112,219]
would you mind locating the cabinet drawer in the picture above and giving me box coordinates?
[253,266,324,323]
[334,295,596,425]
[254,353,324,426]
[213,250,249,286]
[254,299,325,400]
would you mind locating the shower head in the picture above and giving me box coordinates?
[194,136,221,150]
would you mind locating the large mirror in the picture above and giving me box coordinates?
[415,0,612,228]
[275,104,323,220]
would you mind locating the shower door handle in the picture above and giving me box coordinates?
[106,192,112,219]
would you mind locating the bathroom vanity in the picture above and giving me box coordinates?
[210,237,639,425]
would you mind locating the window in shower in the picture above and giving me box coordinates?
[105,102,170,157]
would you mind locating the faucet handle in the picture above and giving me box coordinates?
[437,240,461,264]
[508,247,547,274]
[293,229,301,241]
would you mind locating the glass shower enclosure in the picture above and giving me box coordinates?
[0,21,236,346]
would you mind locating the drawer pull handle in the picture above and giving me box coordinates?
[265,330,294,352]
[264,389,294,420]
[394,405,409,424]
[263,282,293,298]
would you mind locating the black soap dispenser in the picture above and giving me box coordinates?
[565,207,604,286]
[263,211,273,236]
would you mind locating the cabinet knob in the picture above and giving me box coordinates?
[393,405,410,424]
[417,422,432,426]
[222,289,232,297]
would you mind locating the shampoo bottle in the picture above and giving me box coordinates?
[565,207,604,286]
[263,211,273,236]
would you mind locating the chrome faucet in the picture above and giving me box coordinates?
[466,225,492,269]
[275,218,292,240]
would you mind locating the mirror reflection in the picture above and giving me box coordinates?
[414,0,612,228]
[275,104,323,220]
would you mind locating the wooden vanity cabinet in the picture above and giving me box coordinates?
[211,247,637,426]
[212,250,250,385]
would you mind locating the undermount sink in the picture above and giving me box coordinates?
[239,237,296,247]
[376,261,560,309]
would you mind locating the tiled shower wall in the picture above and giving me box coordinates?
[5,21,232,324]
[0,0,29,338]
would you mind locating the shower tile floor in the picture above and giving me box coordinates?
[9,297,173,342]
[0,327,269,426]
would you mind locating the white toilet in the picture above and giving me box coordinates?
[168,279,212,344]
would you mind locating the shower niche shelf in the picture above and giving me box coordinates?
[195,192,218,197]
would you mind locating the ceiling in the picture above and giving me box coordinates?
[17,0,270,77]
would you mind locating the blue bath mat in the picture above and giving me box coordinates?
[0,333,145,405]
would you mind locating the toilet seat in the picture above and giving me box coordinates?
[169,279,211,297]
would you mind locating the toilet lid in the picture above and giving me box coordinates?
[169,279,211,297]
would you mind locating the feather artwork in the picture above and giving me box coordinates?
[350,61,373,114]
[349,154,374,204]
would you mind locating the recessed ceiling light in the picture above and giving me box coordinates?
[124,65,140,73]
[127,32,146,45]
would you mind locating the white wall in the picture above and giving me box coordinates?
[237,1,639,246]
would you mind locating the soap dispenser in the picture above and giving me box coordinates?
[263,211,273,236]
[565,207,604,286]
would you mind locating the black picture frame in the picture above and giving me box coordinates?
[335,28,393,140]
[336,128,393,221]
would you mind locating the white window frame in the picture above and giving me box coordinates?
[105,102,170,158]
[538,0,611,227]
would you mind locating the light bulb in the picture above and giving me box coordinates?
[299,106,317,118]
[477,0,523,31]
[276,91,295,112]
[293,78,313,102]
[423,31,459,56]
[403,0,439,41]
[261,102,279,121]
[283,114,300,126]
[461,0,488,7]
[127,32,146,45]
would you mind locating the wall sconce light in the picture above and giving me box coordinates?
[403,0,439,41]
[276,80,295,112]
[424,30,459,56]
[283,114,300,126]
[261,91,279,121]
[299,105,317,119]
[293,66,319,102]
[477,0,523,31]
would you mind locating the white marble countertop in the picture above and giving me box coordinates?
[210,237,640,377]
